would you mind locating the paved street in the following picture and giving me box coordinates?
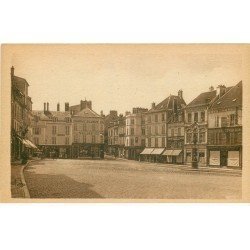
[24,159,241,199]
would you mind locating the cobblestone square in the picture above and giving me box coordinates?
[24,159,241,199]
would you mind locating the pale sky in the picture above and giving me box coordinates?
[9,44,243,115]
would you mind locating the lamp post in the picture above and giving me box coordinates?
[192,122,198,169]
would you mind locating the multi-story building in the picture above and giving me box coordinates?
[141,90,186,163]
[184,85,232,166]
[11,66,35,160]
[107,114,126,157]
[207,81,242,168]
[125,108,148,160]
[31,100,104,158]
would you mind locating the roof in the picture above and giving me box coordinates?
[13,76,29,93]
[32,110,71,121]
[74,107,101,118]
[209,81,242,110]
[186,86,233,108]
[148,95,186,113]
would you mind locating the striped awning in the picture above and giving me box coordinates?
[162,149,174,156]
[151,148,165,155]
[140,148,155,155]
[172,150,182,156]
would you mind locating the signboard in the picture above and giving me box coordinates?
[209,151,220,166]
[228,151,239,167]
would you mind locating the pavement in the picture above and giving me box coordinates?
[23,158,242,199]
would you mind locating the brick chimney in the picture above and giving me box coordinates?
[80,100,92,110]
[209,86,214,92]
[151,102,156,109]
[178,89,183,99]
[44,102,46,112]
[216,85,226,97]
[65,102,69,111]
[11,66,14,77]
[57,103,60,111]
[47,102,49,111]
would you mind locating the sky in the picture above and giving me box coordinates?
[8,44,243,115]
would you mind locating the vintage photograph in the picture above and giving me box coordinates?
[4,44,244,200]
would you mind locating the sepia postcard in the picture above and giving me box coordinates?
[1,44,250,202]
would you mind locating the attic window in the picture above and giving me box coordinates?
[232,98,237,102]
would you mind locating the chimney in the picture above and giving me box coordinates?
[100,110,104,116]
[209,86,214,92]
[216,85,226,97]
[125,111,130,116]
[65,102,69,112]
[110,110,118,117]
[151,102,156,109]
[178,89,183,99]
[44,102,46,112]
[57,103,60,111]
[47,102,49,111]
[11,66,14,77]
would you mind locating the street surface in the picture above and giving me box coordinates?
[24,158,241,199]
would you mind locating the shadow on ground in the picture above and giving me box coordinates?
[24,171,103,199]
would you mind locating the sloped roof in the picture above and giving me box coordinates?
[13,76,29,93]
[148,95,186,113]
[32,110,71,121]
[210,81,242,110]
[74,107,101,118]
[186,90,217,108]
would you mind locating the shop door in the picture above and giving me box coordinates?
[220,151,228,167]
[172,156,176,164]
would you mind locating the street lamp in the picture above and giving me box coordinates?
[192,122,198,169]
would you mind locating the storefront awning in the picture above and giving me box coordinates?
[140,148,154,155]
[162,150,174,156]
[172,150,182,156]
[26,140,38,149]
[151,148,165,155]
[22,139,31,148]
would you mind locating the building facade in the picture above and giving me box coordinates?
[125,108,148,160]
[11,66,35,160]
[207,81,242,168]
[31,100,104,159]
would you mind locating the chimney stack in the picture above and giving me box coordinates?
[44,102,46,112]
[216,85,226,97]
[57,103,60,111]
[151,102,156,109]
[100,110,104,116]
[47,102,49,111]
[11,66,14,77]
[65,102,69,111]
[209,86,214,92]
[178,89,183,99]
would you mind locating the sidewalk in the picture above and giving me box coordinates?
[11,158,40,198]
[105,155,242,176]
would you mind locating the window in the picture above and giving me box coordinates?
[66,126,70,135]
[147,126,151,135]
[230,114,235,126]
[131,128,134,135]
[74,136,78,143]
[65,137,69,145]
[162,113,165,121]
[142,128,145,135]
[135,137,138,143]
[131,119,134,125]
[187,132,192,143]
[194,112,198,122]
[148,138,151,147]
[171,129,174,137]
[155,138,158,147]
[200,111,205,122]
[155,126,158,135]
[148,115,151,123]
[131,138,134,146]
[162,137,165,147]
[52,117,58,122]
[188,113,192,123]
[92,124,96,131]
[83,135,86,143]
[155,114,158,122]
[52,126,57,135]
[52,137,56,145]
[66,117,71,122]
[162,125,165,134]
[33,127,40,135]
[178,128,181,136]
[215,116,219,127]
[199,131,205,143]
[92,135,95,143]
[74,124,77,131]
[221,117,228,127]
[141,139,145,146]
